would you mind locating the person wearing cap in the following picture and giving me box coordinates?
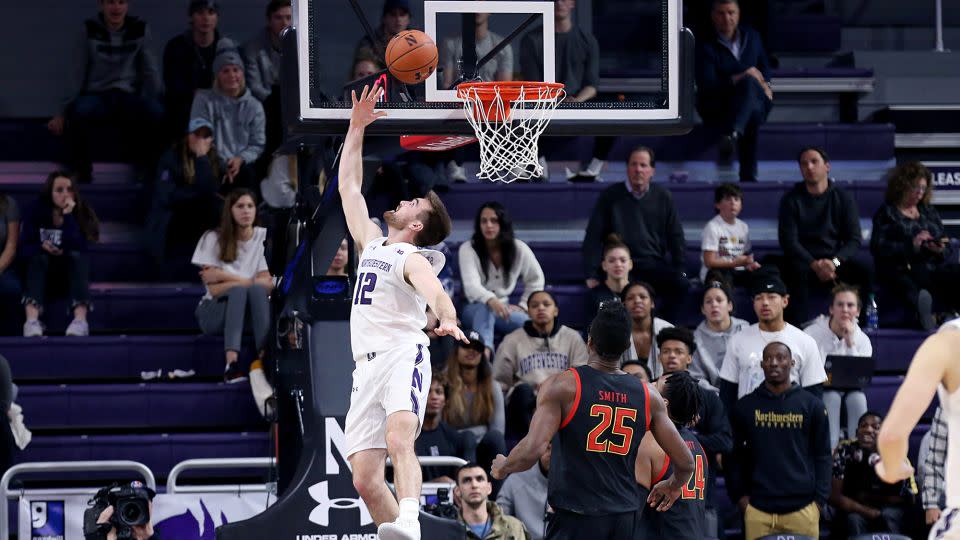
[655,327,733,538]
[355,0,413,59]
[443,327,507,476]
[47,0,163,184]
[692,275,749,388]
[163,0,235,137]
[493,290,588,441]
[718,269,826,419]
[143,117,223,264]
[189,47,266,192]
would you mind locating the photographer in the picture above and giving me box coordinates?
[84,482,159,540]
[454,463,529,539]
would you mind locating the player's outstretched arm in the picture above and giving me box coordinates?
[405,253,467,343]
[339,83,387,247]
[876,328,957,483]
[490,371,572,480]
[646,384,695,512]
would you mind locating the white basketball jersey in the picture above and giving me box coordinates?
[940,319,960,508]
[349,237,444,359]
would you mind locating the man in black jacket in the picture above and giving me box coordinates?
[582,147,689,319]
[655,327,733,538]
[728,340,831,540]
[777,146,872,325]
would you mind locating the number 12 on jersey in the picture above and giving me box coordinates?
[353,272,377,305]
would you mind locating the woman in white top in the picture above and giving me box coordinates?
[192,189,274,383]
[804,283,873,448]
[692,277,749,388]
[458,202,545,349]
[620,281,674,379]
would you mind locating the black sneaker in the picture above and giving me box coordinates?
[718,132,738,164]
[224,362,248,384]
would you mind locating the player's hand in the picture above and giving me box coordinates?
[647,474,683,512]
[435,318,469,344]
[490,454,508,480]
[927,508,942,525]
[874,457,914,484]
[350,83,388,129]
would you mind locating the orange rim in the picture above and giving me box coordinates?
[456,81,565,103]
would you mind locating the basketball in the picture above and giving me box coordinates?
[385,29,438,85]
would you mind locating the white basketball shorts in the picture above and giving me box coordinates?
[931,508,960,540]
[344,343,432,458]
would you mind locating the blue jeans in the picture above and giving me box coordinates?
[461,302,528,349]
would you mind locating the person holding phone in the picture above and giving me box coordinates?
[871,161,960,330]
[20,171,100,337]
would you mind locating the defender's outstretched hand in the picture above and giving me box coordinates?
[350,84,388,129]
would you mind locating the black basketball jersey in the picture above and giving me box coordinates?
[645,426,707,539]
[548,365,650,515]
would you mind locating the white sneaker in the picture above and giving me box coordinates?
[538,156,550,181]
[446,160,467,182]
[65,318,89,336]
[579,157,606,177]
[377,519,420,540]
[23,320,43,338]
[250,367,276,418]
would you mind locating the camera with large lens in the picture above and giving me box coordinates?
[83,481,155,540]
[421,488,459,521]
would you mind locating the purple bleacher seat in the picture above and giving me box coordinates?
[767,15,842,53]
[36,284,204,332]
[824,124,895,162]
[17,432,271,478]
[6,183,145,224]
[870,329,928,372]
[864,376,939,420]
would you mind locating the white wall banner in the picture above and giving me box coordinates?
[19,492,274,540]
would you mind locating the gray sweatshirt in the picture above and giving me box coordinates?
[692,316,749,387]
[243,29,281,102]
[496,462,548,540]
[61,15,162,112]
[190,87,266,164]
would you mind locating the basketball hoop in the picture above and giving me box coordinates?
[457,81,565,183]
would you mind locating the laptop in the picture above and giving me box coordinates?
[824,355,875,390]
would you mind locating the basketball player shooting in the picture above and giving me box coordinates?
[874,320,960,540]
[491,302,695,539]
[338,83,468,540]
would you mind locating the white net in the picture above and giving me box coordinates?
[457,83,565,183]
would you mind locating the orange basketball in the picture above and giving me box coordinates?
[385,29,438,85]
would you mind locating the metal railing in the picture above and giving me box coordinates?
[166,457,277,494]
[0,460,156,539]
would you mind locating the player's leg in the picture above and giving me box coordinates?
[385,410,423,501]
[348,448,397,525]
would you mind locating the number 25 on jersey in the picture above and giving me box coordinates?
[585,405,637,455]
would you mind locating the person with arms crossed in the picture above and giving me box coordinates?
[339,83,468,540]
[490,302,695,540]
[875,320,960,540]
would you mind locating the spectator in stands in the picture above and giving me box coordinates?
[163,0,233,136]
[494,290,587,441]
[496,443,550,540]
[355,0,412,58]
[47,0,163,184]
[244,0,290,102]
[144,117,223,264]
[830,411,915,535]
[655,327,733,537]
[350,49,385,82]
[0,192,20,301]
[189,48,266,193]
[693,277,748,388]
[729,340,831,540]
[719,269,825,416]
[778,146,872,325]
[695,0,773,182]
[620,281,674,379]
[21,171,100,337]
[260,154,297,212]
[325,238,350,276]
[444,328,507,474]
[582,147,689,318]
[586,234,632,314]
[416,373,477,483]
[871,161,960,330]
[454,463,530,539]
[700,183,760,285]
[519,0,605,181]
[191,188,273,383]
[621,359,652,382]
[441,10,513,89]
[921,406,947,530]
[458,202,545,349]
[805,283,872,448]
